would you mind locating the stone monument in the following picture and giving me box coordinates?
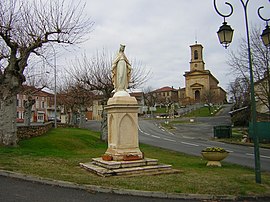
[104,44,143,161]
[80,45,179,176]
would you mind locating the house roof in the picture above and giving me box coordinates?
[153,86,178,93]
[21,85,54,97]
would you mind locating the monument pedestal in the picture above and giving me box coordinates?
[104,95,143,161]
[80,158,180,177]
[80,94,180,177]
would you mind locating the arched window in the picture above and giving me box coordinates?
[194,50,198,60]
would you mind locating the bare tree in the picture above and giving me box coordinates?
[227,26,270,114]
[143,87,156,107]
[57,80,94,127]
[228,77,251,126]
[228,77,250,109]
[202,90,215,113]
[0,0,94,146]
[142,87,156,116]
[68,50,150,141]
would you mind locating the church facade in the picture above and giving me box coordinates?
[179,43,227,105]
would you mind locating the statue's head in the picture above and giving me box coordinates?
[119,44,125,52]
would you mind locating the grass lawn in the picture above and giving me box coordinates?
[0,127,270,196]
[185,106,221,117]
[155,106,167,114]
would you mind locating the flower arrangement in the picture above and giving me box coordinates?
[201,147,227,153]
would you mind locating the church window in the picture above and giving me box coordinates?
[194,50,198,60]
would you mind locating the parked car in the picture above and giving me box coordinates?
[48,117,61,122]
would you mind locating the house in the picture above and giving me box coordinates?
[254,74,270,117]
[16,85,60,123]
[150,86,179,106]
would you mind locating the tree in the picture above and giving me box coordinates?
[227,26,270,115]
[57,80,94,127]
[228,77,250,110]
[228,77,251,126]
[142,87,156,116]
[0,0,94,146]
[68,50,150,141]
[202,90,215,113]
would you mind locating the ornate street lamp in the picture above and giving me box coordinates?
[258,6,270,48]
[214,1,234,49]
[217,21,234,49]
[261,25,270,47]
[258,7,270,125]
[213,0,269,184]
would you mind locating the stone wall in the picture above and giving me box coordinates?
[17,122,53,140]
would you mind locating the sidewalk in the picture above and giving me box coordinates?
[1,169,269,202]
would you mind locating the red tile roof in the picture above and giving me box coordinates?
[153,86,177,92]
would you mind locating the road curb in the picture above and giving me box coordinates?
[2,169,269,201]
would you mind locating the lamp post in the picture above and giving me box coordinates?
[51,45,57,128]
[213,0,270,184]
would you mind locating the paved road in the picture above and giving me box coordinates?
[139,120,270,171]
[0,175,206,202]
[138,104,270,172]
[84,105,270,171]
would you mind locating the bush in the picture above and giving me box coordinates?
[231,110,250,126]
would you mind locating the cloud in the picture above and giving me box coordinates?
[62,0,266,91]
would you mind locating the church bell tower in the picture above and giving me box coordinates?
[190,43,205,71]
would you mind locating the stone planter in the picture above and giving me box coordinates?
[201,151,229,167]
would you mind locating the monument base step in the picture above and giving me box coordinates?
[92,157,158,169]
[80,158,181,177]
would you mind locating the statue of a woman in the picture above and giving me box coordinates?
[111,44,131,93]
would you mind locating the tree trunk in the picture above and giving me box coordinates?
[71,112,78,126]
[0,95,18,146]
[24,107,31,126]
[79,108,86,128]
[24,98,35,126]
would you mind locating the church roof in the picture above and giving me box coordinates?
[184,69,209,76]
[184,69,219,84]
[190,83,204,87]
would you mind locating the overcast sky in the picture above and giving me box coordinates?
[62,0,269,91]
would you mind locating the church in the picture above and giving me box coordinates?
[179,43,227,105]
